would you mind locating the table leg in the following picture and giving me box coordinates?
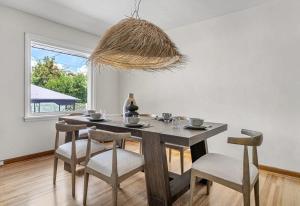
[142,131,172,206]
[190,140,208,162]
[190,140,208,184]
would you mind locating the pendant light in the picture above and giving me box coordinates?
[89,0,185,71]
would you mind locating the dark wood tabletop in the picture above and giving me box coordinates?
[60,115,227,147]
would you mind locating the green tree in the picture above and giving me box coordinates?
[71,74,87,103]
[31,56,87,103]
[32,57,62,87]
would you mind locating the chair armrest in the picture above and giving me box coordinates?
[227,137,256,146]
[241,129,262,137]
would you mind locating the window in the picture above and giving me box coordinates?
[25,34,95,120]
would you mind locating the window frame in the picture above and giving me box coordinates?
[24,33,95,121]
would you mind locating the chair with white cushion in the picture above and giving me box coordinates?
[123,113,187,175]
[53,121,106,197]
[167,143,188,174]
[122,113,156,154]
[69,113,96,139]
[78,127,96,139]
[190,129,263,206]
[83,129,144,206]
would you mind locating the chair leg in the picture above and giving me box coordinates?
[112,185,118,206]
[169,148,172,162]
[53,156,58,185]
[122,139,126,149]
[139,142,143,154]
[243,192,250,206]
[83,172,89,205]
[189,171,196,206]
[71,162,76,198]
[180,149,184,174]
[254,178,260,206]
[206,180,211,195]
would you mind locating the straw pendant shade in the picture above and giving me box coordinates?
[89,17,185,71]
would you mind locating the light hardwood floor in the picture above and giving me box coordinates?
[1,141,300,206]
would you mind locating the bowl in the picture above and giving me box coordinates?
[127,116,140,124]
[90,112,102,120]
[88,110,96,115]
[188,118,204,127]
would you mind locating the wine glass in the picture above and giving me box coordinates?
[99,108,107,119]
[172,117,180,129]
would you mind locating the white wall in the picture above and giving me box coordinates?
[0,6,119,161]
[119,0,300,172]
[94,68,120,113]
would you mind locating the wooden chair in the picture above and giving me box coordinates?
[83,129,144,206]
[123,113,188,173]
[122,136,143,154]
[53,121,106,197]
[189,129,263,206]
[165,115,189,174]
[69,113,95,139]
[167,144,189,174]
[122,113,156,154]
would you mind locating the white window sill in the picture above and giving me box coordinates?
[24,110,88,122]
[24,114,66,122]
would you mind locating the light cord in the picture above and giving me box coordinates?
[131,0,142,19]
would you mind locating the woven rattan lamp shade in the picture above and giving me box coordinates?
[89,18,185,71]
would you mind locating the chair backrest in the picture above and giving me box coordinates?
[55,121,87,160]
[227,129,263,147]
[56,121,87,132]
[227,129,263,190]
[86,129,131,177]
[241,129,263,146]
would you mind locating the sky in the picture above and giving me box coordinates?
[31,47,88,74]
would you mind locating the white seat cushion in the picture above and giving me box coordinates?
[56,139,105,159]
[87,149,144,177]
[79,128,92,138]
[192,153,258,186]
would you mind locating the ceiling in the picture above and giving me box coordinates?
[0,0,270,35]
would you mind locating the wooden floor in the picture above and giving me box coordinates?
[1,141,300,206]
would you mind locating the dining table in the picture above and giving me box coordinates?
[59,114,227,206]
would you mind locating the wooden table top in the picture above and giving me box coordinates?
[59,115,227,147]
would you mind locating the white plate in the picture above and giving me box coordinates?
[184,125,208,130]
[124,123,144,128]
[87,117,106,122]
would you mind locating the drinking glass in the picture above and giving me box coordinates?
[99,108,107,119]
[172,117,180,129]
[103,109,107,119]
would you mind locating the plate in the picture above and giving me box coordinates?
[184,125,208,130]
[124,123,145,128]
[87,117,106,122]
